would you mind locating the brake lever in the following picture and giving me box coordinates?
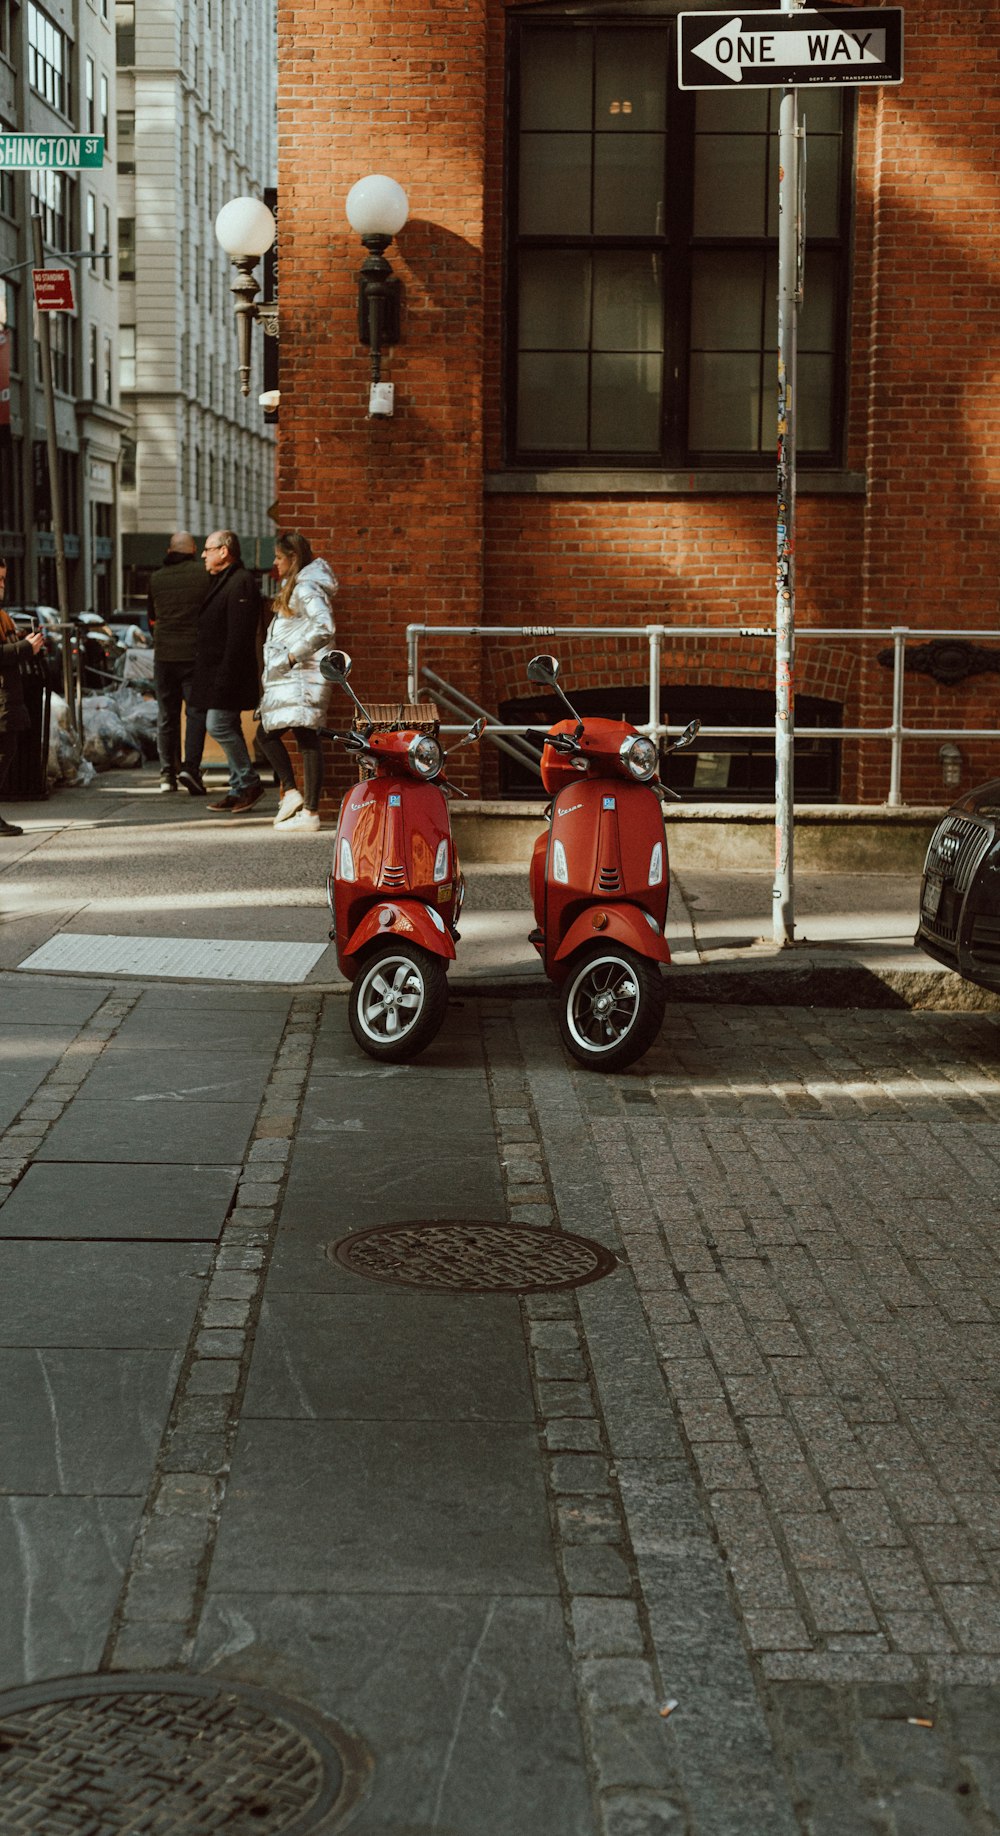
[439,777,470,800]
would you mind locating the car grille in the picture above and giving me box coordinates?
[923,815,992,894]
[920,815,994,945]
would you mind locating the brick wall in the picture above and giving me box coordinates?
[278,0,1000,812]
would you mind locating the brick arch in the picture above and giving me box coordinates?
[481,636,858,713]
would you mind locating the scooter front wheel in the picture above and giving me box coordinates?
[559,944,666,1073]
[349,942,449,1062]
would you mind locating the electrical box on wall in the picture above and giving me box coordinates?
[369,382,394,418]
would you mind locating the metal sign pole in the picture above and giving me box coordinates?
[31,212,76,733]
[773,0,802,946]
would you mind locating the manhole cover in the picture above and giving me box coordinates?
[0,1673,370,1835]
[332,1220,617,1293]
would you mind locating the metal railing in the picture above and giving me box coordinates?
[406,621,1000,806]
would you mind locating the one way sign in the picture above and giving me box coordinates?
[678,8,903,89]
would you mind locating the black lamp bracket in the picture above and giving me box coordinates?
[357,234,402,383]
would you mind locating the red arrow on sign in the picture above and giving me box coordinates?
[32,267,75,310]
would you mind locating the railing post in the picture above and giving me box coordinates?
[887,625,906,806]
[648,628,662,737]
[406,625,419,704]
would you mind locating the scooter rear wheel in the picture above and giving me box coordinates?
[349,942,449,1062]
[559,943,666,1073]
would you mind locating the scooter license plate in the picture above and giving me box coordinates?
[922,875,943,920]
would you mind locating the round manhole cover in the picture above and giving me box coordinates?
[331,1220,617,1293]
[0,1673,370,1835]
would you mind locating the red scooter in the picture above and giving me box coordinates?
[320,650,484,1061]
[525,654,699,1072]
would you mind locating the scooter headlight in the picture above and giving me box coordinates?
[407,735,444,779]
[620,735,658,782]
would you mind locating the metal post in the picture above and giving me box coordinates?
[647,628,662,738]
[773,21,801,946]
[406,625,419,704]
[31,213,76,732]
[887,626,906,806]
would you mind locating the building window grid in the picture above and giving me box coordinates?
[27,1,70,114]
[119,322,135,390]
[1,278,18,372]
[30,168,74,251]
[116,111,135,172]
[118,215,135,280]
[115,1,135,67]
[507,19,852,470]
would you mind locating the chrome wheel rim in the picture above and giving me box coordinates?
[565,954,641,1055]
[355,954,426,1044]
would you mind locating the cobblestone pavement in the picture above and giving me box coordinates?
[551,998,1000,1833]
[3,976,1000,1833]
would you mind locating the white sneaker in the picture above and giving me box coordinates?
[273,788,304,826]
[276,807,321,834]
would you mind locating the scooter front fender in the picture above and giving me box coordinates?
[342,900,457,978]
[551,904,671,979]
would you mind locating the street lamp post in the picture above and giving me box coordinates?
[214,196,278,398]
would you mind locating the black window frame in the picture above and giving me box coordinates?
[504,10,855,473]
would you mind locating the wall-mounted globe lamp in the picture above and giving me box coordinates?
[215,195,279,397]
[345,174,409,416]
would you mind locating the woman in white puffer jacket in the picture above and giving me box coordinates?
[257,531,337,832]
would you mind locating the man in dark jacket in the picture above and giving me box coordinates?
[0,556,47,836]
[193,530,264,814]
[148,531,211,794]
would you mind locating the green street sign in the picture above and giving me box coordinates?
[0,133,105,170]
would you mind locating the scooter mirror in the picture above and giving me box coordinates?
[675,719,701,750]
[469,716,488,741]
[319,649,352,685]
[527,654,560,688]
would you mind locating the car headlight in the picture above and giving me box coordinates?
[407,734,443,779]
[619,735,658,782]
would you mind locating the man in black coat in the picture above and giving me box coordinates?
[148,530,211,795]
[193,531,264,814]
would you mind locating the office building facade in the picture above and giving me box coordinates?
[1,0,125,612]
[116,0,276,598]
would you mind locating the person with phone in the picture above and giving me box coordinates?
[0,556,46,837]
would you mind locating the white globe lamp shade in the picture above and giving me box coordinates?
[215,196,277,260]
[345,175,409,239]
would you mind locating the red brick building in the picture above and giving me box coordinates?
[275,0,999,806]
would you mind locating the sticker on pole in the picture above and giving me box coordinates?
[677,8,904,88]
[32,268,75,311]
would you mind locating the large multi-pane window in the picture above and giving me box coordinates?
[27,3,70,115]
[117,110,135,173]
[118,215,135,280]
[30,168,74,249]
[119,324,135,389]
[0,119,15,219]
[34,308,75,393]
[115,1,135,66]
[507,19,851,468]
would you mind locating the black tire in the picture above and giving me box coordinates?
[559,943,666,1073]
[348,941,449,1062]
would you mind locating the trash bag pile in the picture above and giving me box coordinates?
[48,686,159,785]
[122,644,155,687]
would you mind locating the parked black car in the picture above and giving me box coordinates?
[916,782,1000,992]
